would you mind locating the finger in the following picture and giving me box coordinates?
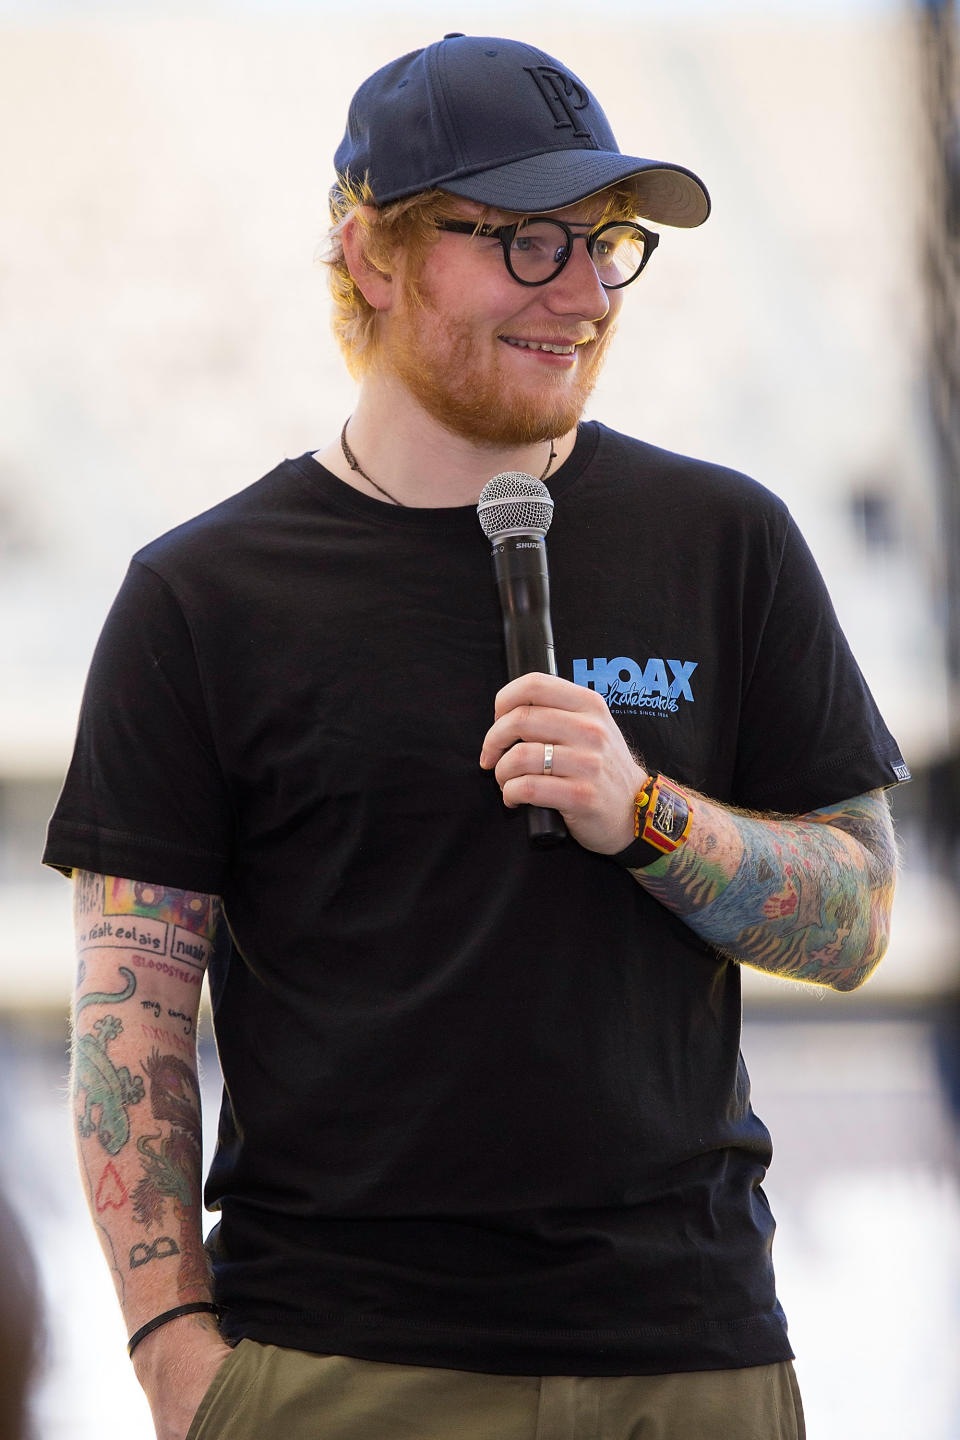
[499,772,572,811]
[480,705,607,770]
[494,739,614,797]
[492,671,600,720]
[494,741,563,787]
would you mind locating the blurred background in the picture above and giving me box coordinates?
[1,0,958,1435]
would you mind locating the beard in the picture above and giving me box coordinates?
[379,297,616,448]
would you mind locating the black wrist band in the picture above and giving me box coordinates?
[612,831,668,869]
[127,1301,221,1359]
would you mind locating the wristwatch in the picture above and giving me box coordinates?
[613,773,693,869]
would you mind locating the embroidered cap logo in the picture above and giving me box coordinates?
[524,67,595,140]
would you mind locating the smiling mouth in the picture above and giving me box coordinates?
[500,337,578,355]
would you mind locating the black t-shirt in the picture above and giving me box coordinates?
[45,422,907,1375]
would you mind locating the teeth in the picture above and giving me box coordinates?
[504,338,575,355]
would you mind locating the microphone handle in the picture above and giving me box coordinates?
[491,537,568,849]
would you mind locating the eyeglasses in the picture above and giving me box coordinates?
[434,217,660,289]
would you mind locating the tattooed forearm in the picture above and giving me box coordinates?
[71,873,221,1333]
[633,789,896,990]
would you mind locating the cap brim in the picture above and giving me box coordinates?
[441,150,710,228]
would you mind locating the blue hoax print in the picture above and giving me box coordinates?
[572,655,699,715]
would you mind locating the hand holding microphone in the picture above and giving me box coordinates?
[477,472,643,855]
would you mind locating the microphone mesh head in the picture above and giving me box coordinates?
[477,472,554,540]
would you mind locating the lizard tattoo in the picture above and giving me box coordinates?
[74,967,146,1155]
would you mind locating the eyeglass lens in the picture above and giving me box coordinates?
[507,221,648,287]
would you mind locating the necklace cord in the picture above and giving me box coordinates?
[340,421,404,505]
[340,420,557,506]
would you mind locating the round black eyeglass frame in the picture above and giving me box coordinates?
[434,218,660,289]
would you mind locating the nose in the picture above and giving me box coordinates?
[543,237,612,321]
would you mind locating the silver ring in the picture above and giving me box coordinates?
[542,743,554,776]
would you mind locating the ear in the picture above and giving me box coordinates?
[341,209,396,312]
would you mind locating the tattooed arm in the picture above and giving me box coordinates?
[630,789,897,991]
[480,673,898,991]
[71,871,233,1440]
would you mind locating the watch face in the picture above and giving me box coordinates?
[644,779,690,851]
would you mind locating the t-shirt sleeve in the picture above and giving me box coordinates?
[731,513,909,814]
[43,559,233,893]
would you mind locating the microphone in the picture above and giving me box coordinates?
[477,472,568,849]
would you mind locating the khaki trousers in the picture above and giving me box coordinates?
[186,1339,805,1440]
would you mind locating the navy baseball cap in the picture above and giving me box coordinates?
[334,34,710,227]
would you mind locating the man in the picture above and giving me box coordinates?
[46,34,907,1440]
